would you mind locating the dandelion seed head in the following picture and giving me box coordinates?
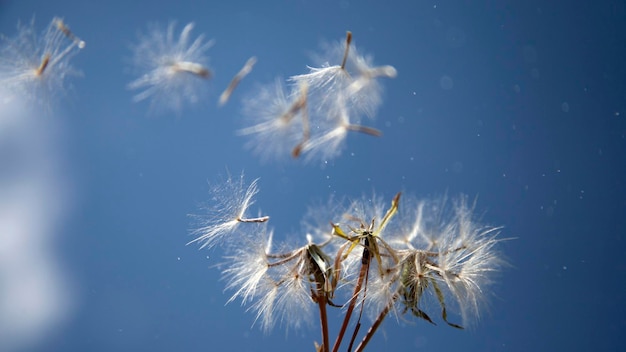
[388,195,504,326]
[435,223,503,324]
[127,21,213,115]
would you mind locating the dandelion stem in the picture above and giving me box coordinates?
[340,31,352,70]
[347,322,361,352]
[354,294,396,352]
[316,292,330,352]
[347,235,375,351]
[332,242,370,352]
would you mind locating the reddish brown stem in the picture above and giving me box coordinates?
[354,297,395,352]
[332,245,370,352]
[347,251,372,351]
[316,293,330,352]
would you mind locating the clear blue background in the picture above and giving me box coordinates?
[1,0,625,351]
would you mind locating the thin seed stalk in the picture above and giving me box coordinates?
[332,244,370,352]
[316,291,330,352]
[354,294,397,352]
[347,247,373,351]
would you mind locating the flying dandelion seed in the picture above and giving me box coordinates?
[0,17,85,110]
[188,172,269,250]
[238,79,308,162]
[219,56,257,106]
[239,32,395,163]
[291,31,396,121]
[289,32,353,115]
[127,21,214,115]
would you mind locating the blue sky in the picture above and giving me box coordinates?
[1,1,625,351]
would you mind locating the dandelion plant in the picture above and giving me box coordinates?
[190,174,505,352]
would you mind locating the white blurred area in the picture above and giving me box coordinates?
[0,91,73,352]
